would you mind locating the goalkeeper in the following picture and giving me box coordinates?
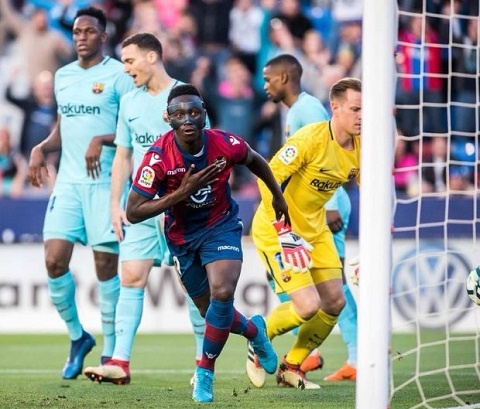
[250,76,361,389]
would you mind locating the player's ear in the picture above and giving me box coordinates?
[163,110,171,126]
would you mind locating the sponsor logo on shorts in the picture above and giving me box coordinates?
[138,166,155,188]
[218,245,240,252]
[278,146,297,165]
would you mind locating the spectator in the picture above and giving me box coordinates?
[5,70,57,161]
[396,15,445,136]
[274,0,313,45]
[0,126,27,197]
[394,135,419,196]
[0,0,72,89]
[229,0,263,74]
[421,136,448,194]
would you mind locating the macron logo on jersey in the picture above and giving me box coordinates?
[59,103,100,117]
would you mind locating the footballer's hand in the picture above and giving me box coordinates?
[272,194,290,226]
[273,220,313,273]
[349,256,360,286]
[28,146,48,187]
[85,136,103,179]
[176,164,220,200]
[326,209,343,233]
[112,205,129,242]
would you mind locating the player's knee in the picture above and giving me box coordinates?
[210,286,235,303]
[94,253,119,280]
[322,294,346,316]
[295,298,322,320]
[45,256,69,278]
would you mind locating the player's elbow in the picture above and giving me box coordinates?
[125,205,143,224]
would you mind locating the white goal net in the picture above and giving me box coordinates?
[390,1,480,408]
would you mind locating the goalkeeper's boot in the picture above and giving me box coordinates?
[62,330,96,379]
[299,349,324,373]
[323,362,357,381]
[192,367,214,403]
[249,314,277,374]
[245,344,266,388]
[276,357,321,389]
[84,359,131,385]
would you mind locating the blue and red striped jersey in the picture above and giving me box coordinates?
[132,129,249,245]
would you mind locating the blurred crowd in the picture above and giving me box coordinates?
[0,0,477,199]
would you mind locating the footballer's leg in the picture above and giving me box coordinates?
[45,239,96,380]
[85,258,153,385]
[324,283,357,381]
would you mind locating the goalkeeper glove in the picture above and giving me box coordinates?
[273,220,313,273]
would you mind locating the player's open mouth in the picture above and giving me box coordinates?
[182,127,196,135]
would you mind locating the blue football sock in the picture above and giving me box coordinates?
[200,298,234,371]
[112,286,144,361]
[47,271,83,341]
[186,294,205,362]
[98,275,120,358]
[338,284,358,366]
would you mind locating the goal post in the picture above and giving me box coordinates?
[356,1,396,409]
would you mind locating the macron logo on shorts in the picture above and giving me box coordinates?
[218,245,240,252]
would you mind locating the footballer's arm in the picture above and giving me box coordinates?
[126,163,221,224]
[28,116,62,187]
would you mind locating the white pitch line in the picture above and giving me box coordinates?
[0,368,245,375]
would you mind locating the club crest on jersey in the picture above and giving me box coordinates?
[278,145,297,165]
[138,166,155,188]
[348,168,360,180]
[92,82,104,94]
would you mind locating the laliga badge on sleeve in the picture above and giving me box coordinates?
[278,145,297,165]
[138,166,155,188]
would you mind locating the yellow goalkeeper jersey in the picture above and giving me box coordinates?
[253,120,360,247]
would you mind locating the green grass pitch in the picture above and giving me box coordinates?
[0,332,478,408]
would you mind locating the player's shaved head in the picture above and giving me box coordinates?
[265,54,303,83]
[75,6,107,32]
[122,32,163,60]
[329,77,362,102]
[167,84,203,105]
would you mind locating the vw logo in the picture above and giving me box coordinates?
[392,242,471,328]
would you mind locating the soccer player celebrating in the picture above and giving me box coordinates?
[246,55,358,387]
[28,7,134,379]
[126,84,288,403]
[84,32,205,385]
[250,77,361,389]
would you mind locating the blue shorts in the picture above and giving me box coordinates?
[120,215,169,266]
[169,219,243,298]
[43,182,117,249]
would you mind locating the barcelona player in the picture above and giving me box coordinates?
[28,7,134,379]
[84,32,205,386]
[126,84,288,402]
[250,77,361,388]
[246,55,358,387]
